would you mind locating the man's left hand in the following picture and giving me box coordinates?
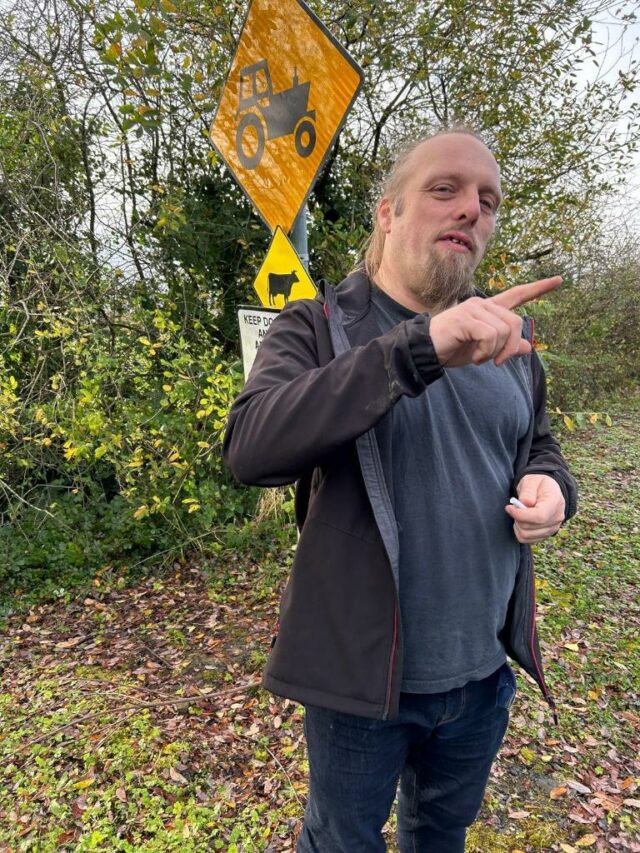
[505,474,566,544]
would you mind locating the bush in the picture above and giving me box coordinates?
[526,242,640,414]
[0,289,257,604]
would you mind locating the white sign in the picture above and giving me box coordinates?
[238,306,279,380]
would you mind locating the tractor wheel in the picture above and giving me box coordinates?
[294,119,316,158]
[236,112,265,170]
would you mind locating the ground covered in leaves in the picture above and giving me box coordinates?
[0,418,639,852]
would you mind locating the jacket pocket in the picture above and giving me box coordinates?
[266,517,396,711]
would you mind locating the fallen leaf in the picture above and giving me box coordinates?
[72,778,94,790]
[560,845,577,853]
[115,787,127,802]
[568,812,592,824]
[623,798,640,809]
[169,767,188,784]
[55,636,85,649]
[551,786,568,799]
[508,810,530,819]
[576,835,596,847]
[567,780,591,794]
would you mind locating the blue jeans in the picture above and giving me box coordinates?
[297,663,516,853]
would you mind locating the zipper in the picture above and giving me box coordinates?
[324,291,400,721]
[359,426,400,720]
[383,604,398,720]
[527,550,559,725]
[514,327,558,722]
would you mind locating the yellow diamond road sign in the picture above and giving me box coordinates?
[253,226,317,309]
[210,0,364,234]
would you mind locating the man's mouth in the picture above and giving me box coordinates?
[438,232,474,253]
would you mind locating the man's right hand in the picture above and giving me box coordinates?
[429,276,562,368]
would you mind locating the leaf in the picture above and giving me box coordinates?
[115,787,127,802]
[575,835,596,847]
[508,810,530,819]
[564,642,580,651]
[551,786,568,799]
[564,414,576,432]
[72,778,95,790]
[169,767,188,784]
[104,42,121,62]
[567,780,591,794]
[560,845,577,853]
[56,636,85,649]
[520,746,535,764]
[623,798,640,808]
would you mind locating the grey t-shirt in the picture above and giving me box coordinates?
[371,286,532,693]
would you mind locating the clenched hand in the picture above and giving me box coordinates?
[506,474,566,543]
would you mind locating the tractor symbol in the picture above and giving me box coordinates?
[235,59,316,170]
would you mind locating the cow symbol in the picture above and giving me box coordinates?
[268,269,299,306]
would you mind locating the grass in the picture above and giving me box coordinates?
[0,417,638,851]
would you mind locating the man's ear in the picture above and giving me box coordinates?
[378,197,393,234]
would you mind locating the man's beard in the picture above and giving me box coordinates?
[408,249,476,315]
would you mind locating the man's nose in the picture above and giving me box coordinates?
[455,191,481,223]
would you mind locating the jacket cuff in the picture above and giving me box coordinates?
[405,314,445,386]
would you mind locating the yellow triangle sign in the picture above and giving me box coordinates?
[253,226,317,309]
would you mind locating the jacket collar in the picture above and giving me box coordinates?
[318,268,372,325]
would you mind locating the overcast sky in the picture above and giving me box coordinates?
[587,12,640,223]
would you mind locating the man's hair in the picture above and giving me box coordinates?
[362,125,490,280]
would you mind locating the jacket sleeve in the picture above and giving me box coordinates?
[518,351,578,521]
[223,299,444,486]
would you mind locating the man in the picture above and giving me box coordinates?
[223,128,577,852]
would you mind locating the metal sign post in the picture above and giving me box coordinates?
[290,204,309,272]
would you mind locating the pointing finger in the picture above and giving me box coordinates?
[490,276,562,311]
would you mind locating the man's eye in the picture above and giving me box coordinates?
[481,198,496,211]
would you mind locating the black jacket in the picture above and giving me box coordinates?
[223,269,578,720]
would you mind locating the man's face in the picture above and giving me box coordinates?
[377,134,502,312]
